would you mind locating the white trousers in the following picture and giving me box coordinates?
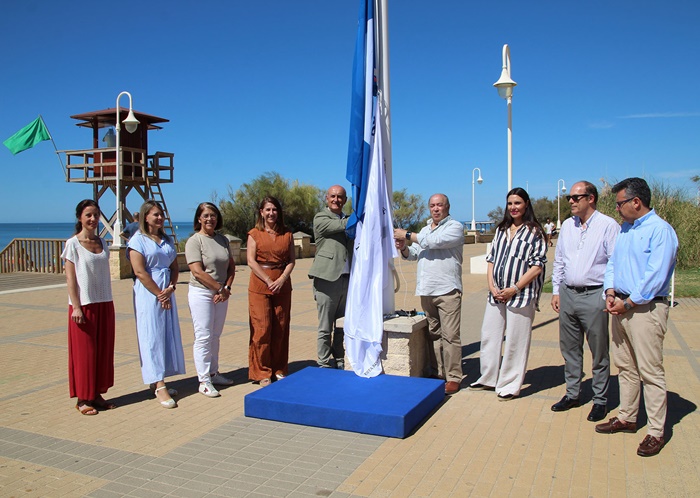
[476,300,536,396]
[188,285,229,383]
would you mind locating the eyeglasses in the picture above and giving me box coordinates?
[615,197,636,208]
[565,194,589,202]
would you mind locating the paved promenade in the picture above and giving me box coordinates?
[0,243,698,497]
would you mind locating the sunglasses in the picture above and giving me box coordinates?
[616,197,636,208]
[565,194,590,202]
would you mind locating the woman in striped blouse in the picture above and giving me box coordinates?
[470,187,547,401]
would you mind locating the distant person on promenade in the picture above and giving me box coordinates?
[596,177,678,457]
[394,193,464,395]
[471,187,547,401]
[308,185,352,370]
[128,200,185,409]
[247,196,295,386]
[62,199,116,415]
[544,218,555,247]
[120,211,140,240]
[186,202,236,398]
[550,181,619,422]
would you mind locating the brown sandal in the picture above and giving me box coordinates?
[76,401,98,416]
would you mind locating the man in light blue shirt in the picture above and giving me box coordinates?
[595,177,678,458]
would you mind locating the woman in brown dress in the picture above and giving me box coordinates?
[247,196,295,386]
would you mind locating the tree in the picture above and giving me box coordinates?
[532,196,560,224]
[215,172,323,240]
[392,189,426,231]
[487,206,504,228]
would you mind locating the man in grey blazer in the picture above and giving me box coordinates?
[309,185,353,369]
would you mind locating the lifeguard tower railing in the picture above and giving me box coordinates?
[62,147,173,185]
[0,238,66,274]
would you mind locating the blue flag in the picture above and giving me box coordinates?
[345,0,375,238]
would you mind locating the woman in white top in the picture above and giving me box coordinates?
[61,199,116,415]
[185,202,236,397]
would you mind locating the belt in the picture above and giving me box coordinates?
[616,293,668,303]
[566,284,603,293]
[259,263,286,270]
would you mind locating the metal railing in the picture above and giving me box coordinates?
[0,238,66,274]
[60,147,174,184]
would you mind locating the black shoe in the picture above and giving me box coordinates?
[497,393,516,401]
[469,383,494,391]
[587,404,608,422]
[551,395,580,412]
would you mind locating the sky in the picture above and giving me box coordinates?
[1,0,699,225]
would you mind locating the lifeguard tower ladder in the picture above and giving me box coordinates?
[59,107,177,245]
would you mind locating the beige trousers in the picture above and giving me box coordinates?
[421,290,463,383]
[611,301,669,438]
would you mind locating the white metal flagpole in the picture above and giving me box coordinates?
[375,0,392,194]
[374,0,396,312]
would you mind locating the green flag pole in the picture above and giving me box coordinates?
[39,115,66,176]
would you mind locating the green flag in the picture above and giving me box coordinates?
[3,117,51,155]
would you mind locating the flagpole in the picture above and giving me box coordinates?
[375,0,392,194]
[374,0,397,310]
[39,115,66,176]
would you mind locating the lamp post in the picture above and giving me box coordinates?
[557,179,567,229]
[493,44,517,192]
[114,91,140,247]
[470,167,483,231]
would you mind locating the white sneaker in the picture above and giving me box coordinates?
[211,373,234,386]
[199,381,220,398]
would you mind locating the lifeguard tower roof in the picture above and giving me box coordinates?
[70,108,169,130]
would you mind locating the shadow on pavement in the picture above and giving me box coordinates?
[520,365,565,397]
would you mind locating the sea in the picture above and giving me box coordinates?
[0,222,194,250]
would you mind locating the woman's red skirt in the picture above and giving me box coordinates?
[68,301,115,400]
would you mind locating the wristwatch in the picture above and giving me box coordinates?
[405,231,412,241]
[623,300,632,311]
[225,285,232,291]
[170,284,176,291]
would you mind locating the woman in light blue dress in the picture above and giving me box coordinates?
[127,200,185,408]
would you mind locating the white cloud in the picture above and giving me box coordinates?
[618,112,700,119]
[655,169,700,179]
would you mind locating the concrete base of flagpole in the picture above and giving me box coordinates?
[338,316,430,377]
[109,245,133,280]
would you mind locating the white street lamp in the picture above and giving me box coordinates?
[557,179,567,229]
[494,44,517,192]
[470,167,483,231]
[114,91,139,247]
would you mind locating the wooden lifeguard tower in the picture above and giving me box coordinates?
[60,107,176,244]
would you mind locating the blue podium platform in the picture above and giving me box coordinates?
[244,367,445,438]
